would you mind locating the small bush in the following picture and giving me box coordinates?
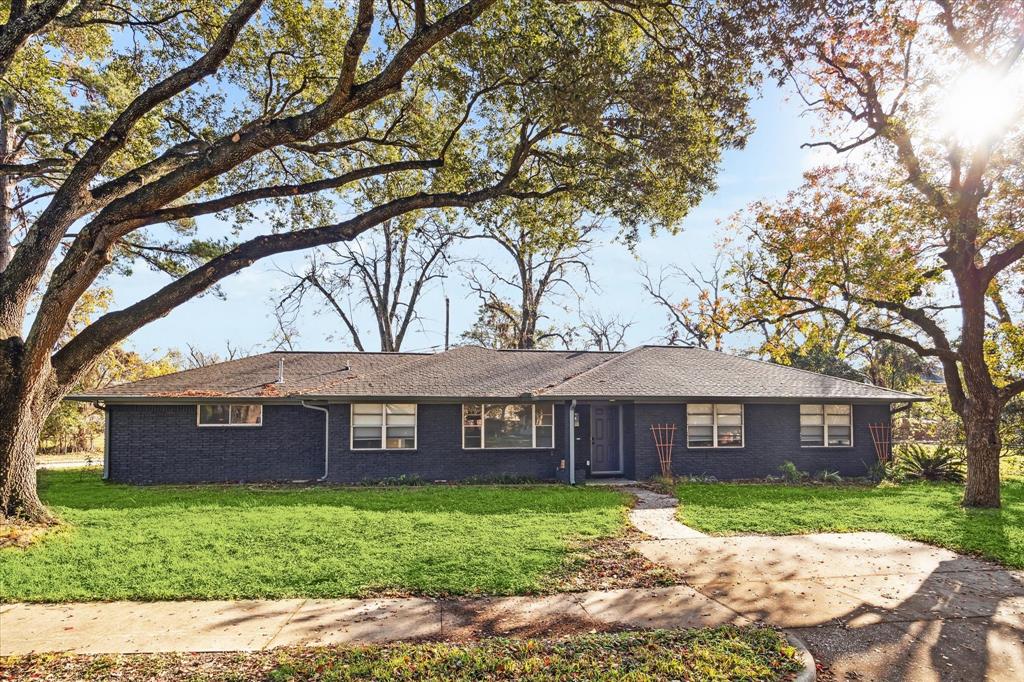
[815,469,842,484]
[778,461,808,483]
[894,443,965,483]
[461,473,542,485]
[358,474,425,487]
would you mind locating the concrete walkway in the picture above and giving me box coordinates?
[624,484,707,539]
[635,533,1024,681]
[0,585,744,655]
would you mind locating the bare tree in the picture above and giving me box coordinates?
[276,218,459,352]
[461,204,595,349]
[185,341,248,368]
[576,309,633,351]
[640,255,737,350]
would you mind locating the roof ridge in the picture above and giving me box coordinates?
[679,346,923,399]
[533,346,645,396]
[308,346,471,394]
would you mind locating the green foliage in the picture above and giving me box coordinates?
[815,469,842,484]
[0,470,628,602]
[777,461,807,484]
[894,443,965,483]
[674,480,1024,568]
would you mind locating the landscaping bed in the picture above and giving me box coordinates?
[0,627,805,681]
[675,479,1024,568]
[0,470,630,602]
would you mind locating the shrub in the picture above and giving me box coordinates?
[778,461,808,483]
[894,443,965,483]
[359,474,426,487]
[815,469,842,484]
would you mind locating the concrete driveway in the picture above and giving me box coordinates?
[635,532,1024,681]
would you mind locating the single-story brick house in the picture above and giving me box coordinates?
[71,345,924,485]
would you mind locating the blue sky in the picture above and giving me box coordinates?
[109,81,822,358]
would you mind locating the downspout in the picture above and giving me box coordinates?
[301,402,330,481]
[93,401,109,480]
[569,399,577,485]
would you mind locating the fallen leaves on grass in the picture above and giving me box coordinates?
[1,627,804,681]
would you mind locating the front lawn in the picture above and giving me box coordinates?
[1,627,804,681]
[0,470,629,603]
[675,479,1024,568]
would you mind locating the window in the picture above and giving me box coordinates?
[197,403,262,426]
[686,403,743,448]
[800,404,852,447]
[463,403,555,449]
[351,403,417,450]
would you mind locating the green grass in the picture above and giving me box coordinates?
[1,627,804,681]
[0,470,629,603]
[675,479,1024,568]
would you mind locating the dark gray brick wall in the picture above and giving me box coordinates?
[107,402,568,484]
[325,403,567,483]
[107,404,324,484]
[632,402,890,480]
[106,400,889,484]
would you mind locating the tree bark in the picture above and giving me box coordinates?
[961,397,1003,508]
[0,339,55,523]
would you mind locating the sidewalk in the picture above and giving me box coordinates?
[0,585,744,655]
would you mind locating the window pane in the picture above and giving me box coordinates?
[353,421,383,449]
[463,404,482,427]
[828,426,852,446]
[687,403,713,415]
[230,404,261,425]
[199,404,229,425]
[826,414,850,426]
[353,403,382,414]
[800,414,824,426]
[717,414,742,427]
[800,404,824,415]
[386,435,415,449]
[464,426,482,448]
[826,404,851,416]
[801,425,825,446]
[386,404,416,416]
[386,425,415,438]
[716,404,742,415]
[535,404,554,426]
[688,414,713,426]
[688,425,714,447]
[484,404,533,448]
[717,426,743,446]
[535,425,554,448]
[387,413,416,427]
[353,413,383,426]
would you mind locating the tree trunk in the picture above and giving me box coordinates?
[0,340,55,523]
[961,400,1002,508]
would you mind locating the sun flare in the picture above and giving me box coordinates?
[937,67,1022,145]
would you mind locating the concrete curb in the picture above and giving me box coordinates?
[785,631,817,682]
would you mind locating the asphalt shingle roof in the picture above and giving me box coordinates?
[73,345,924,403]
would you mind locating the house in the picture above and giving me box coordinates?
[70,345,925,485]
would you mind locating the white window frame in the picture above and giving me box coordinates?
[196,403,263,427]
[462,403,556,450]
[799,404,854,448]
[685,403,744,449]
[350,403,418,451]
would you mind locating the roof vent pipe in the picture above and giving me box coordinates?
[277,357,284,384]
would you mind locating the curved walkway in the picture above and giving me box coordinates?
[621,484,706,540]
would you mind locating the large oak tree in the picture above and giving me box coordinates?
[735,0,1024,507]
[0,0,781,521]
